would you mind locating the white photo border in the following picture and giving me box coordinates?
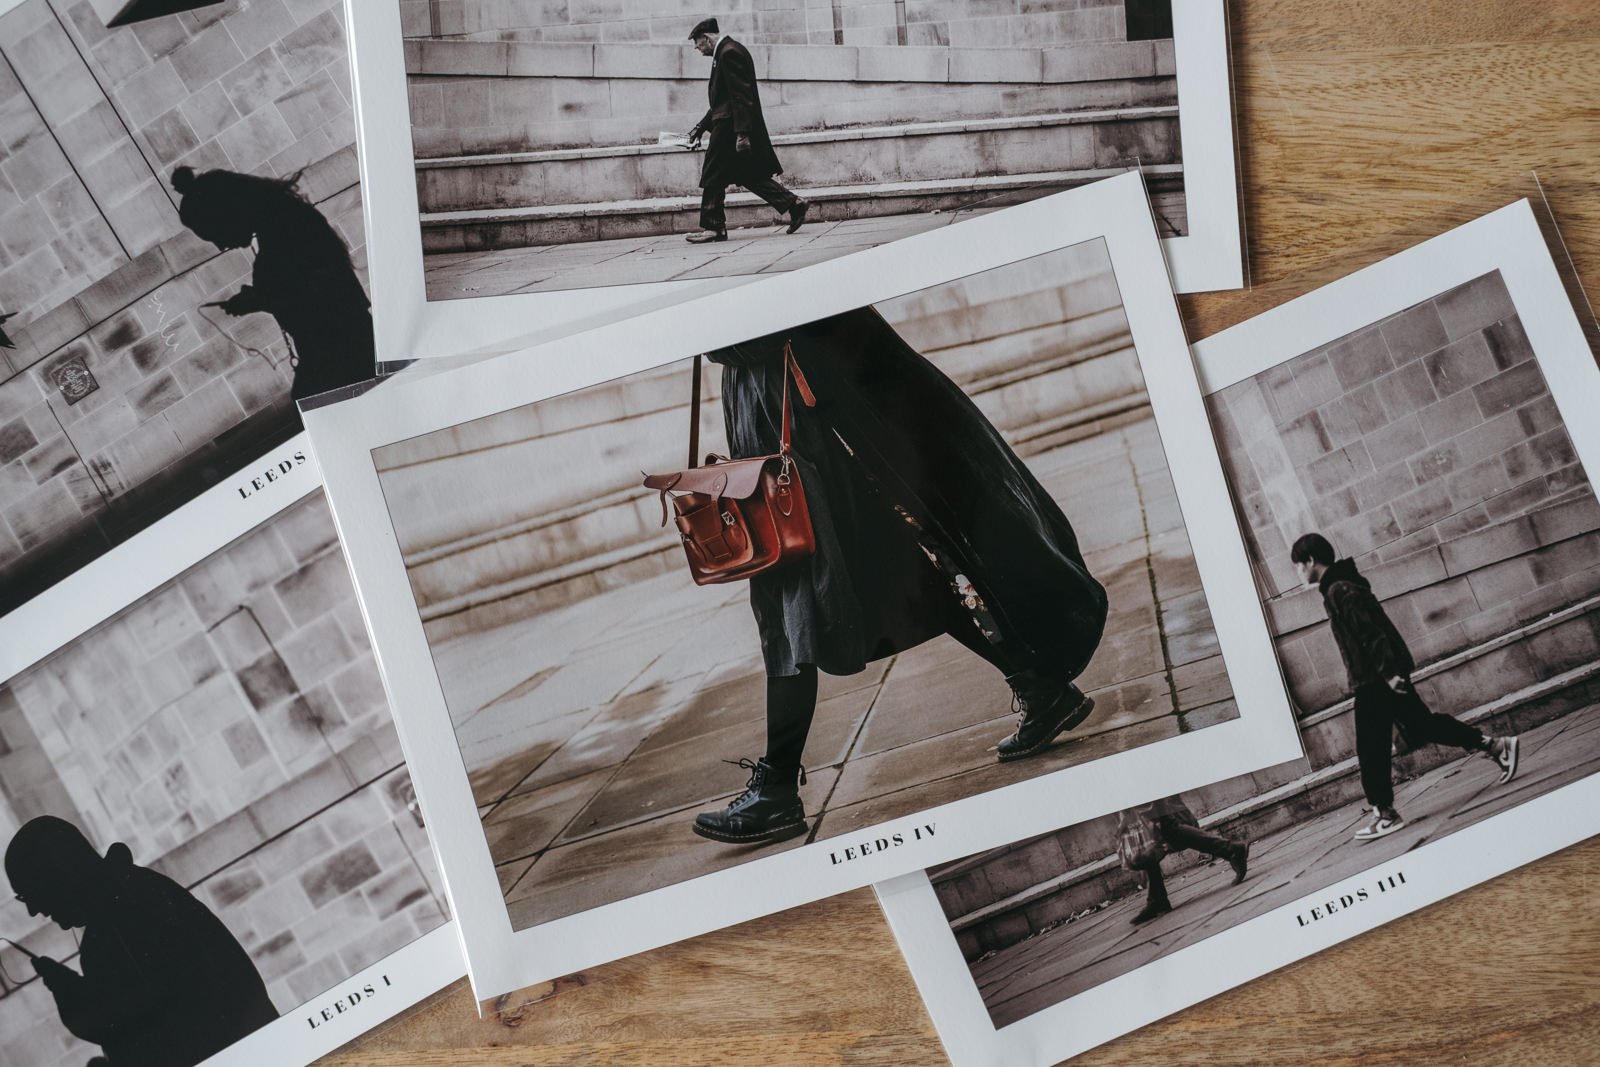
[302,171,1297,1000]
[871,199,1600,1067]
[344,0,1244,365]
[0,437,464,1067]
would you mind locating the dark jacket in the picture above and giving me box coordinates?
[708,306,1107,679]
[249,197,376,402]
[695,36,783,188]
[38,845,278,1067]
[1318,557,1415,691]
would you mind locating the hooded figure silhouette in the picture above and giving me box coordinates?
[5,816,278,1067]
[171,165,376,404]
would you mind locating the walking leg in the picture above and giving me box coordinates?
[763,664,820,771]
[695,185,729,236]
[1131,862,1172,924]
[1160,816,1249,883]
[745,175,809,232]
[1389,685,1486,751]
[691,666,817,845]
[1353,685,1397,813]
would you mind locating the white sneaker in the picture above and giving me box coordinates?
[1353,810,1405,842]
[1485,735,1520,785]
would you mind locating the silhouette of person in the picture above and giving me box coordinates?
[171,165,376,404]
[5,816,278,1067]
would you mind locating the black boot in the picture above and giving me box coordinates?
[692,758,807,844]
[1131,877,1172,925]
[1228,840,1250,885]
[996,669,1095,762]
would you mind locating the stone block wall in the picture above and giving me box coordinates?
[1206,270,1600,715]
[0,0,355,323]
[374,240,1144,636]
[0,492,446,1067]
[402,0,1141,48]
[0,0,368,611]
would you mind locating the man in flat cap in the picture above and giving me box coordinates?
[684,17,809,242]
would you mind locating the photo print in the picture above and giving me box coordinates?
[875,199,1600,1067]
[0,0,377,613]
[301,174,1298,998]
[0,437,459,1067]
[347,0,1242,363]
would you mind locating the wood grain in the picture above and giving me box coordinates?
[324,5,1600,1063]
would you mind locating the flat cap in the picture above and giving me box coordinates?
[688,17,719,38]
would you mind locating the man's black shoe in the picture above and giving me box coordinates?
[996,669,1095,762]
[1229,841,1250,884]
[686,230,728,244]
[785,199,809,234]
[692,757,807,844]
[1130,896,1172,925]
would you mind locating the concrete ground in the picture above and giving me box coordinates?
[433,415,1239,931]
[421,211,974,300]
[971,700,1600,1029]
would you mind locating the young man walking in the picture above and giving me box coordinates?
[1291,533,1520,842]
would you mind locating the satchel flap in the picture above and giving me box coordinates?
[643,456,770,499]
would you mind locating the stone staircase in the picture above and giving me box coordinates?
[376,245,1146,641]
[406,39,1180,251]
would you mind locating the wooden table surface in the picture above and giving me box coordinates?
[325,3,1600,1063]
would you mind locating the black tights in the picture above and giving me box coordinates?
[763,622,1013,770]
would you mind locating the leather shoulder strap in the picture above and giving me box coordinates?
[779,340,816,454]
[688,354,702,470]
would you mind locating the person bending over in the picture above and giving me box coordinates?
[5,816,278,1067]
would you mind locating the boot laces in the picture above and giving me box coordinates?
[720,757,807,792]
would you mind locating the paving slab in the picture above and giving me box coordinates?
[423,209,977,299]
[504,766,842,929]
[968,702,1600,1028]
[422,419,1239,926]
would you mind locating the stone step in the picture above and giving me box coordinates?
[416,107,1179,214]
[411,341,1146,641]
[405,40,1176,157]
[939,645,1600,961]
[420,164,1184,252]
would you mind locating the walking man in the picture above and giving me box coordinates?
[684,17,809,243]
[1291,533,1520,842]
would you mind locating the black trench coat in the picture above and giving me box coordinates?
[696,36,783,189]
[708,307,1108,679]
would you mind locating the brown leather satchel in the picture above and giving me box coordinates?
[643,342,817,585]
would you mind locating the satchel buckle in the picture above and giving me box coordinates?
[722,511,736,526]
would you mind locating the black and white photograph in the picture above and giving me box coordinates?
[300,175,1297,998]
[347,0,1241,363]
[0,442,457,1067]
[0,0,375,613]
[874,200,1600,1067]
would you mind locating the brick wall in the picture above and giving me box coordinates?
[0,492,446,1067]
[0,0,368,612]
[402,0,1137,47]
[1206,270,1600,716]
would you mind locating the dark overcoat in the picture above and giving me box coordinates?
[707,307,1108,679]
[696,36,783,189]
[251,197,377,402]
